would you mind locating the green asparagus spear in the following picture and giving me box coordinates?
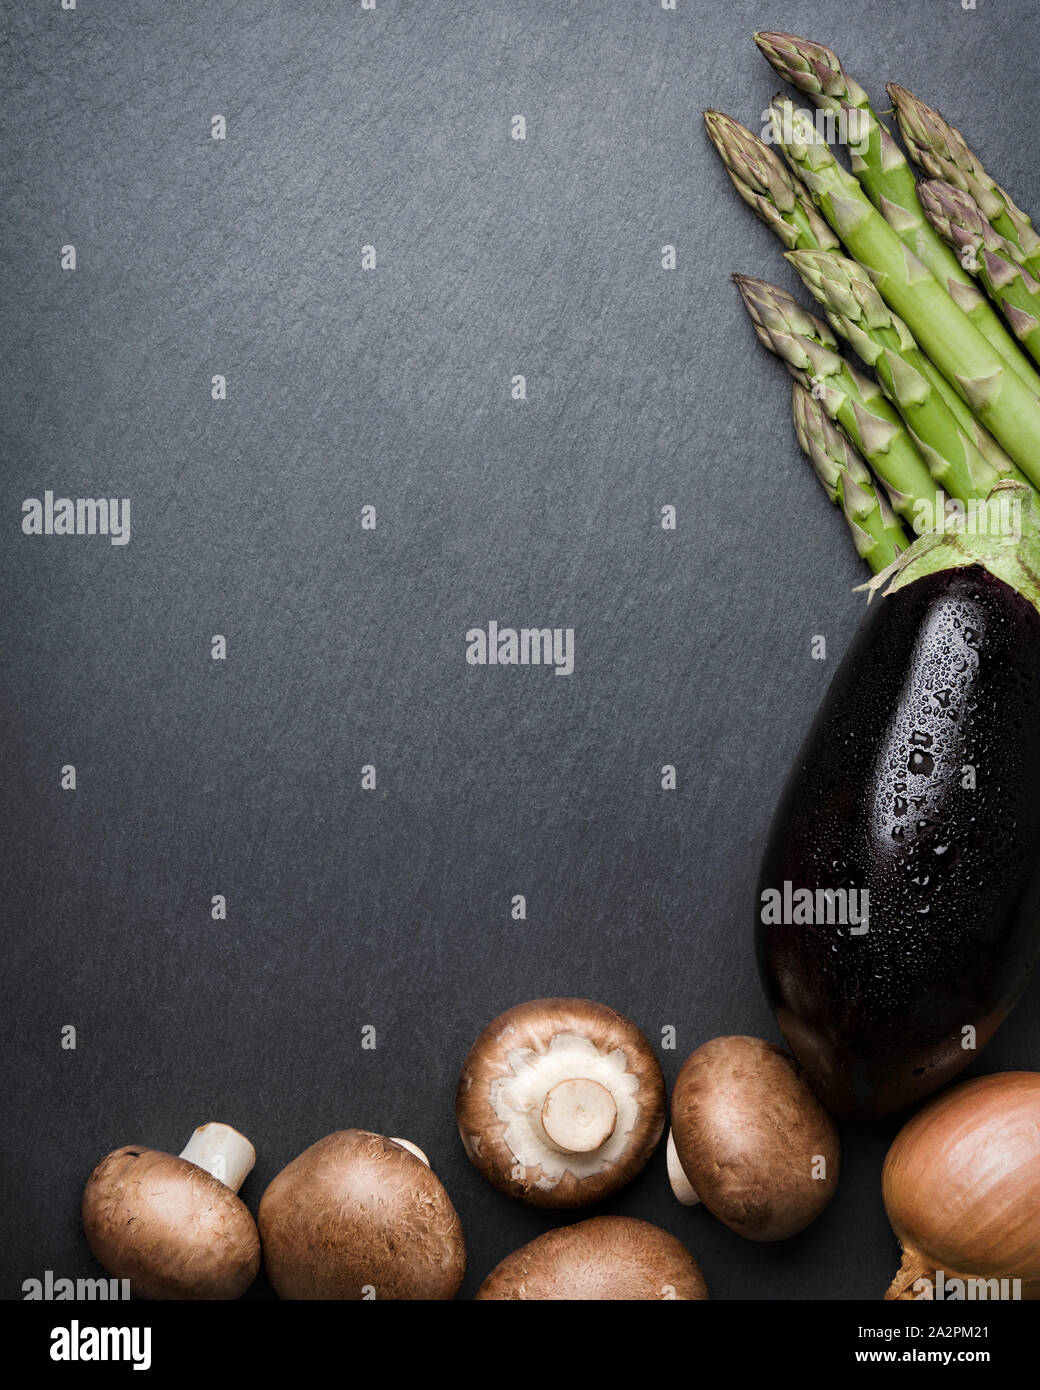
[786,248,1027,499]
[704,104,1020,482]
[733,274,940,523]
[769,97,1040,478]
[791,381,909,572]
[703,110,839,251]
[754,39,962,273]
[753,34,1036,382]
[919,179,1040,368]
[888,84,1040,278]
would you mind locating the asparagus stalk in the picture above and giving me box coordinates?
[754,35,1037,386]
[888,84,1040,278]
[754,38,964,275]
[918,179,1040,368]
[791,381,909,572]
[704,105,1021,482]
[786,248,1027,499]
[734,274,940,523]
[703,110,840,252]
[769,97,1040,478]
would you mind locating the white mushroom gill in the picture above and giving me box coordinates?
[489,1032,642,1184]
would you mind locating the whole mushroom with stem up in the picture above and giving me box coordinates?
[667,1036,840,1241]
[455,997,666,1207]
[82,1122,260,1299]
[259,1130,466,1299]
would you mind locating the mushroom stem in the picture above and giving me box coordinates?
[389,1138,430,1168]
[179,1123,256,1193]
[884,1247,935,1301]
[666,1130,700,1206]
[541,1078,618,1153]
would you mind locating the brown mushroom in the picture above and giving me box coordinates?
[82,1122,260,1299]
[258,1130,466,1299]
[476,1216,708,1300]
[456,997,665,1207]
[669,1035,839,1241]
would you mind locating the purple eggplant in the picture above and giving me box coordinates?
[757,515,1040,1116]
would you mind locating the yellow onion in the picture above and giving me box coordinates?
[882,1072,1040,1300]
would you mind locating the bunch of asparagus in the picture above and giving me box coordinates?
[708,33,1040,574]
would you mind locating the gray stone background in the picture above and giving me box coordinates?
[2,0,1038,1300]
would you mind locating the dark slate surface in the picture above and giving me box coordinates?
[2,0,1038,1301]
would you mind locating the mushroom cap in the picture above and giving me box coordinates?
[258,1130,466,1300]
[82,1146,260,1299]
[670,1035,840,1242]
[456,997,665,1208]
[475,1216,708,1300]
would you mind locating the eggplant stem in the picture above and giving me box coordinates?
[856,480,1040,615]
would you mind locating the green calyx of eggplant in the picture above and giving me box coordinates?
[858,481,1040,615]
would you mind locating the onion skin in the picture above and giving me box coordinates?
[757,566,1040,1116]
[882,1072,1040,1300]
